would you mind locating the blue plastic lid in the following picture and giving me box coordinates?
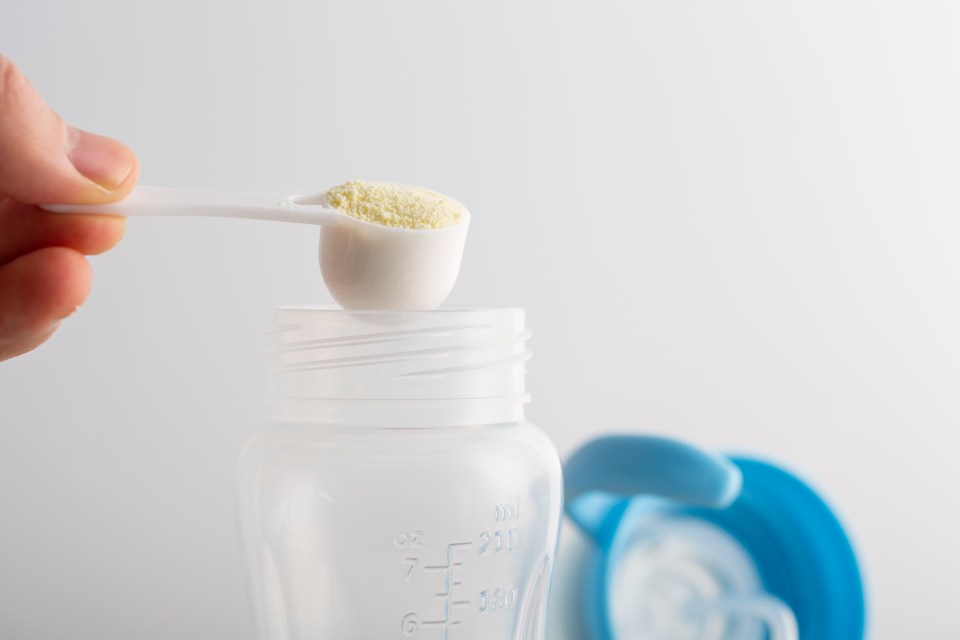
[564,435,865,640]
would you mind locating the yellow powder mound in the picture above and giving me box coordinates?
[325,181,466,230]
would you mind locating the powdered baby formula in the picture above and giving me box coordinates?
[325,181,466,230]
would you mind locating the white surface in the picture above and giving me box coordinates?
[1,0,959,637]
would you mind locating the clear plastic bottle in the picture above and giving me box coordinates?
[237,308,563,640]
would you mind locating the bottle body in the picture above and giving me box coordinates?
[238,421,562,639]
[237,308,562,639]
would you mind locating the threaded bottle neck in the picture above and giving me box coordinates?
[267,308,530,427]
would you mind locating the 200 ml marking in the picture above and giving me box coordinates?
[478,528,519,555]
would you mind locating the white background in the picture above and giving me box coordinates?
[2,0,959,637]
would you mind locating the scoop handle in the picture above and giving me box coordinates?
[40,185,341,226]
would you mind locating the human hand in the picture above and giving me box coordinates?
[0,56,137,362]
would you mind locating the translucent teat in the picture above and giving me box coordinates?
[691,594,798,640]
[610,516,798,640]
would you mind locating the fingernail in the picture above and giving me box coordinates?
[52,305,82,324]
[60,304,81,321]
[66,126,134,191]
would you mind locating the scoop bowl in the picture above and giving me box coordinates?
[319,208,470,310]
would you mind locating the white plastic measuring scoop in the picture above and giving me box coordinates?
[42,185,470,310]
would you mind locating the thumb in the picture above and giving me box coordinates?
[0,56,138,205]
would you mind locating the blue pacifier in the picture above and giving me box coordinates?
[562,435,865,639]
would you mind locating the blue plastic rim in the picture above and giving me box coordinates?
[563,436,866,640]
[684,458,866,640]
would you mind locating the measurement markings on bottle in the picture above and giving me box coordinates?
[400,540,472,638]
[494,495,519,522]
[478,528,519,555]
[481,496,522,556]
[478,585,520,614]
[395,530,425,549]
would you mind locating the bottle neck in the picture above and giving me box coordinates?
[267,308,530,428]
[270,397,528,428]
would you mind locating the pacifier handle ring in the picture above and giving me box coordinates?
[564,435,742,540]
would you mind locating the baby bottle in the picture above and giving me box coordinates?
[236,308,563,640]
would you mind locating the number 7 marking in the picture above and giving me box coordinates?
[403,557,418,581]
